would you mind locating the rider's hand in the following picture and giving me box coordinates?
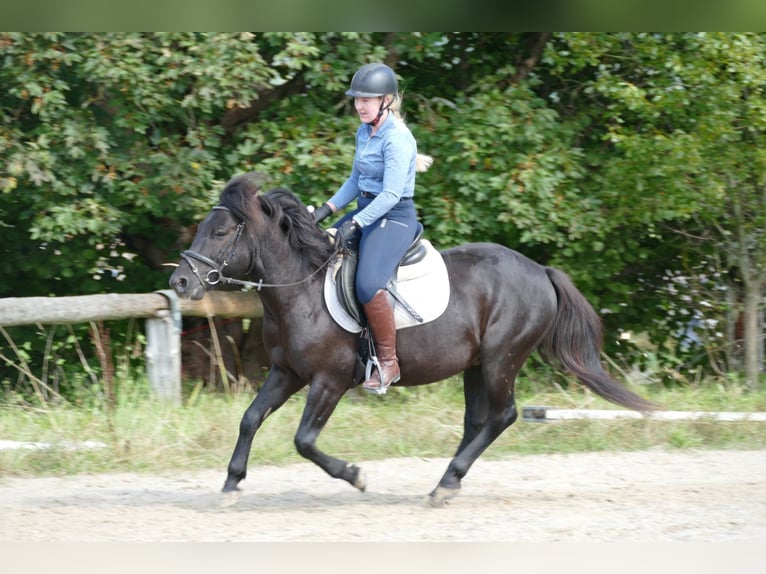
[312,203,333,223]
[336,218,361,250]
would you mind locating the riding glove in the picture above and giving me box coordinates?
[336,219,361,251]
[313,203,333,223]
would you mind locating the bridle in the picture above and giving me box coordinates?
[180,205,337,292]
[180,206,251,288]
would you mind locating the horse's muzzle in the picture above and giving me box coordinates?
[169,269,206,300]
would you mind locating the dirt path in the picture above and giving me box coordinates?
[1,448,764,542]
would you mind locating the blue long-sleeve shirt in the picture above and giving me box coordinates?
[328,112,417,228]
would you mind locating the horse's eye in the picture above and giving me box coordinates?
[214,228,228,239]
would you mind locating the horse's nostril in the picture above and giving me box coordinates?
[172,276,188,293]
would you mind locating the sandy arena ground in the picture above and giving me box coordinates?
[1,448,765,542]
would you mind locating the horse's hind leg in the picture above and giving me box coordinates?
[429,363,520,507]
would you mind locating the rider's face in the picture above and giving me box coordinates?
[354,96,386,123]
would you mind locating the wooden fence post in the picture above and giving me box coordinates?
[145,290,182,405]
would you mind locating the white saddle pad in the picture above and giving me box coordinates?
[323,239,450,333]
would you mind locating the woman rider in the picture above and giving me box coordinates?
[313,62,428,394]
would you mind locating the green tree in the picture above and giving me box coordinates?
[2,32,764,394]
[540,32,765,385]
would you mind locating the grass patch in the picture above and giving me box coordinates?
[1,376,765,478]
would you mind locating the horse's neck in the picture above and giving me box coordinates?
[250,246,324,314]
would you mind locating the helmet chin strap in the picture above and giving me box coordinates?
[368,98,390,127]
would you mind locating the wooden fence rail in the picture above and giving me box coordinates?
[0,291,263,404]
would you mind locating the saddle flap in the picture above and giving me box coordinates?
[400,222,426,266]
[336,250,366,326]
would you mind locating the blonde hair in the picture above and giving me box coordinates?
[387,92,403,119]
[386,91,433,173]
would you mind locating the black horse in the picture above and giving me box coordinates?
[170,172,656,506]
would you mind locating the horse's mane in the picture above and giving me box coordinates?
[218,172,335,270]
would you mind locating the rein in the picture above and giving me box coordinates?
[180,205,337,292]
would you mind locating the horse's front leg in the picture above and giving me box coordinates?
[293,379,366,492]
[223,365,305,495]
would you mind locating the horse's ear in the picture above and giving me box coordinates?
[243,171,272,194]
[233,172,270,220]
[255,193,273,218]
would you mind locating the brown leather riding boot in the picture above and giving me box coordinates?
[362,289,400,393]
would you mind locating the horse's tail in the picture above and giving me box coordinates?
[540,267,657,413]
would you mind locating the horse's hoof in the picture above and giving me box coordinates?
[351,465,367,492]
[426,486,460,508]
[220,489,242,508]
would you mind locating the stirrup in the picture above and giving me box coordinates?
[362,357,398,395]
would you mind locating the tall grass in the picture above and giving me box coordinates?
[2,319,765,477]
[1,372,765,479]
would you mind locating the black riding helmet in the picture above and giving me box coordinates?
[345,63,398,98]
